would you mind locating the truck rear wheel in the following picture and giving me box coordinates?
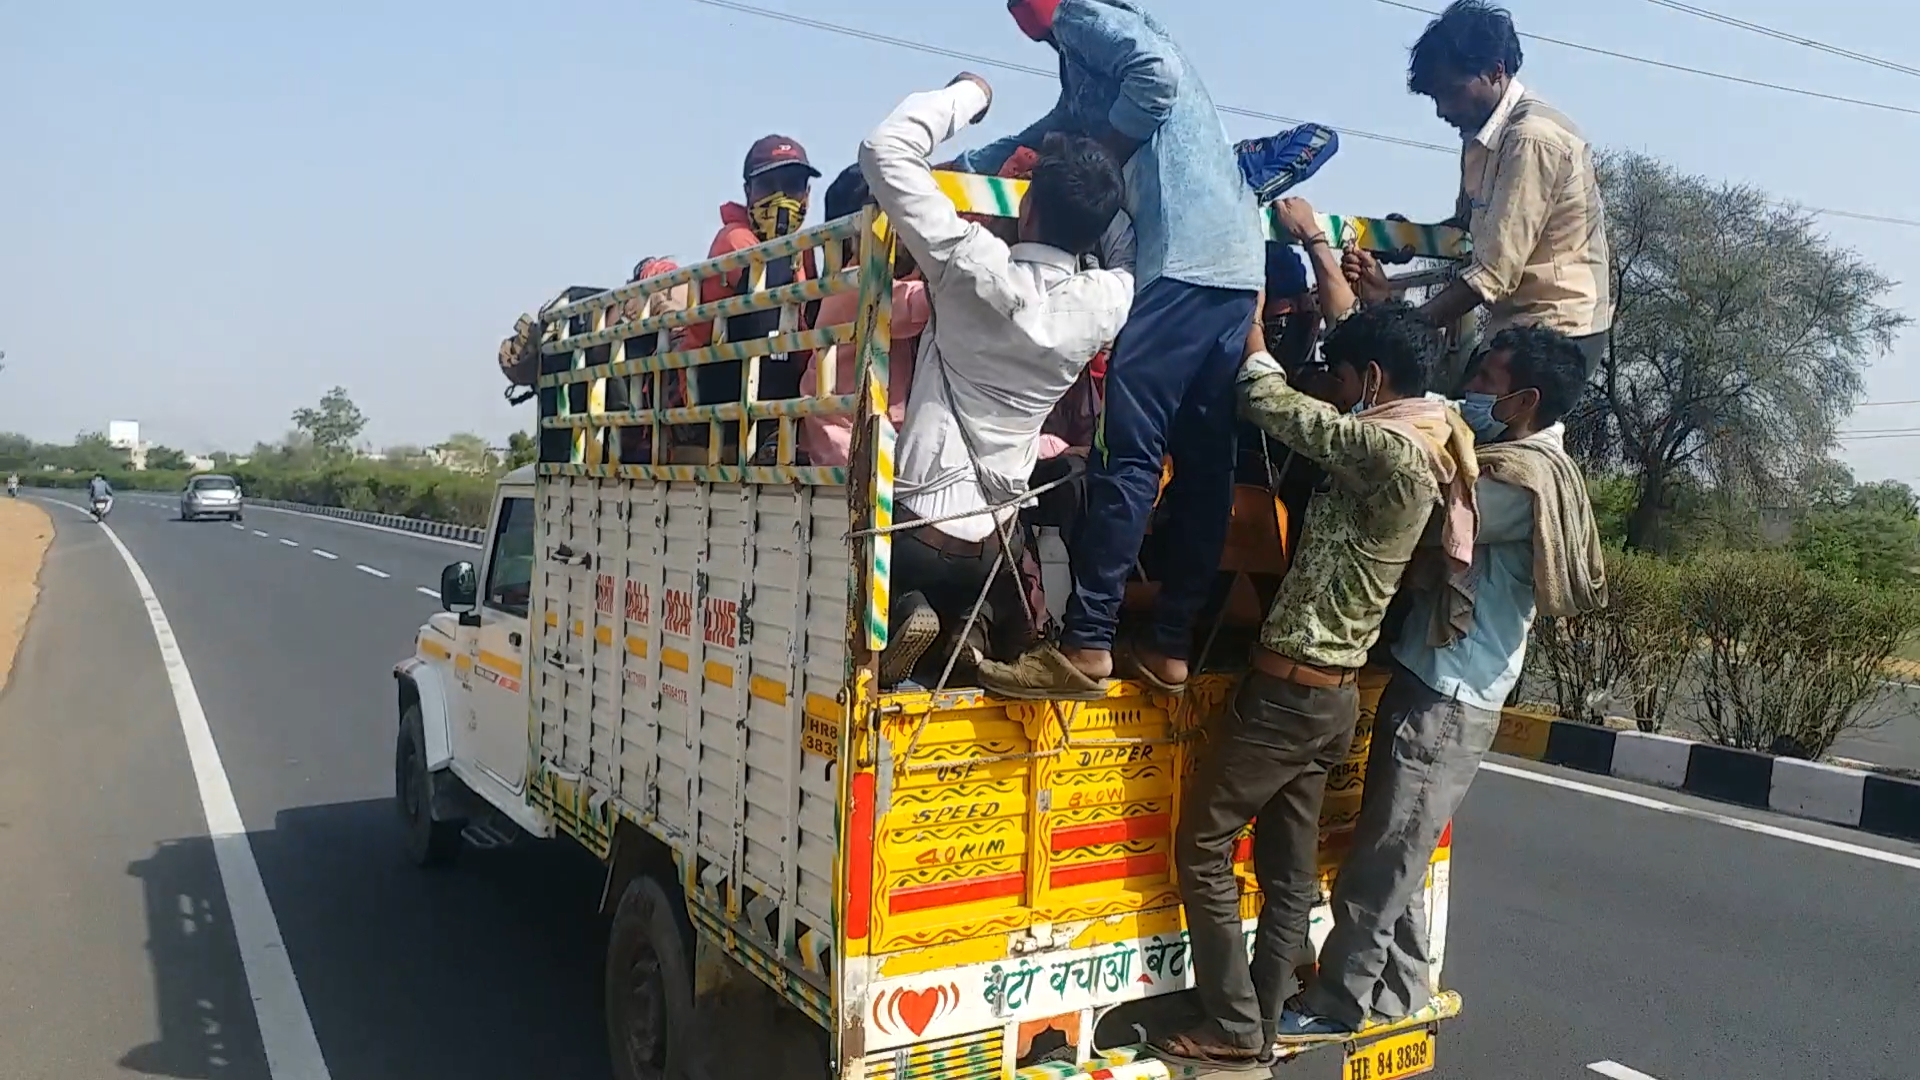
[396,704,462,867]
[606,875,695,1080]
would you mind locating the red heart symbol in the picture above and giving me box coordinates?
[893,987,941,1037]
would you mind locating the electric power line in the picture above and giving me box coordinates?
[1638,0,1920,80]
[687,0,1460,153]
[1369,0,1920,117]
[686,0,1920,228]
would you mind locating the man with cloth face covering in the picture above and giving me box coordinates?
[684,134,823,459]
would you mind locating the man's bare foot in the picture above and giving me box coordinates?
[1059,646,1113,681]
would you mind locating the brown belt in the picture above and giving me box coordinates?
[898,509,1006,560]
[1251,647,1359,688]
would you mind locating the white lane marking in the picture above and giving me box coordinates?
[278,538,299,547]
[246,503,480,549]
[310,549,338,560]
[355,564,390,579]
[1588,1062,1665,1080]
[54,504,334,1078]
[416,587,441,599]
[230,523,246,531]
[1483,761,1920,871]
[252,530,270,538]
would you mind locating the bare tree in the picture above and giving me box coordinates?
[1569,152,1908,550]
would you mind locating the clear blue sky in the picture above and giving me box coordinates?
[1,0,1912,476]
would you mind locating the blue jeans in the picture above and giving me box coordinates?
[1061,278,1256,659]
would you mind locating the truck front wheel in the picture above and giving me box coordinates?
[606,875,695,1080]
[396,704,462,867]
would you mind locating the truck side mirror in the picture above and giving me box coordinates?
[441,561,480,623]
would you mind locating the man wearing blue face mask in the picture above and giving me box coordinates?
[1278,323,1608,1044]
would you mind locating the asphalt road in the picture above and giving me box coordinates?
[5,491,1918,1080]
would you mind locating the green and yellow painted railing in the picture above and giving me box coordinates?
[932,170,1474,259]
[534,171,1475,657]
[537,213,870,486]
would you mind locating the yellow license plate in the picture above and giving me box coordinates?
[1342,1027,1435,1080]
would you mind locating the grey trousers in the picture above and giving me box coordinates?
[1174,670,1357,1048]
[1301,665,1499,1028]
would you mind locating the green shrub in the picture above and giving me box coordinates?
[27,468,194,493]
[228,460,495,527]
[1681,551,1920,758]
[1529,549,1691,730]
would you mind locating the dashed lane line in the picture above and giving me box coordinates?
[311,549,338,560]
[416,587,441,600]
[252,530,269,538]
[1589,1062,1665,1080]
[278,538,299,547]
[355,565,390,579]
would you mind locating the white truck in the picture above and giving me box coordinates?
[392,177,1471,1080]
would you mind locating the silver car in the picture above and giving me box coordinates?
[180,474,245,521]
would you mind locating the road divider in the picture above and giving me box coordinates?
[247,499,484,546]
[1495,709,1920,842]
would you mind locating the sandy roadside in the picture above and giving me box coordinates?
[0,499,55,694]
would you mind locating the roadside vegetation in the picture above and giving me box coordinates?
[0,387,538,530]
[1528,153,1919,760]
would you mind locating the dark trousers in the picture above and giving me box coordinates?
[1061,278,1257,659]
[891,522,1034,668]
[1175,670,1358,1047]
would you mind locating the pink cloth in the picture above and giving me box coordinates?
[1361,397,1479,572]
[798,279,932,466]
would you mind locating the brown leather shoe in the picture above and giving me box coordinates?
[977,643,1112,701]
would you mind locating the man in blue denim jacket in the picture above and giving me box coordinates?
[973,0,1267,701]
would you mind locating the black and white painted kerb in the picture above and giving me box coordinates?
[251,499,485,544]
[1499,714,1920,842]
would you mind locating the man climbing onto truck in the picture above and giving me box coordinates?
[1280,323,1605,1043]
[967,0,1267,701]
[859,74,1133,686]
[1158,282,1456,1069]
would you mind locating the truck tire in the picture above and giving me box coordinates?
[606,875,695,1080]
[396,703,463,867]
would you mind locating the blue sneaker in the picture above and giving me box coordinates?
[1274,1007,1354,1045]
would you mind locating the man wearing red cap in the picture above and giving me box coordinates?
[972,1,1267,705]
[683,135,823,460]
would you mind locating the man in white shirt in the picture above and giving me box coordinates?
[860,74,1135,684]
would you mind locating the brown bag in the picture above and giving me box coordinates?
[498,312,541,390]
[499,286,610,403]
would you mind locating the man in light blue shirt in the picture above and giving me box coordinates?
[970,0,1269,701]
[1280,324,1606,1042]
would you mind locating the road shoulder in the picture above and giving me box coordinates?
[0,498,53,693]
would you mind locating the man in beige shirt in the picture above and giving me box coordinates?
[1379,0,1612,378]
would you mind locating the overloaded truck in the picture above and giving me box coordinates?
[391,172,1471,1080]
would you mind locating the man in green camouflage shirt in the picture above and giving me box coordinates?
[1158,295,1443,1069]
